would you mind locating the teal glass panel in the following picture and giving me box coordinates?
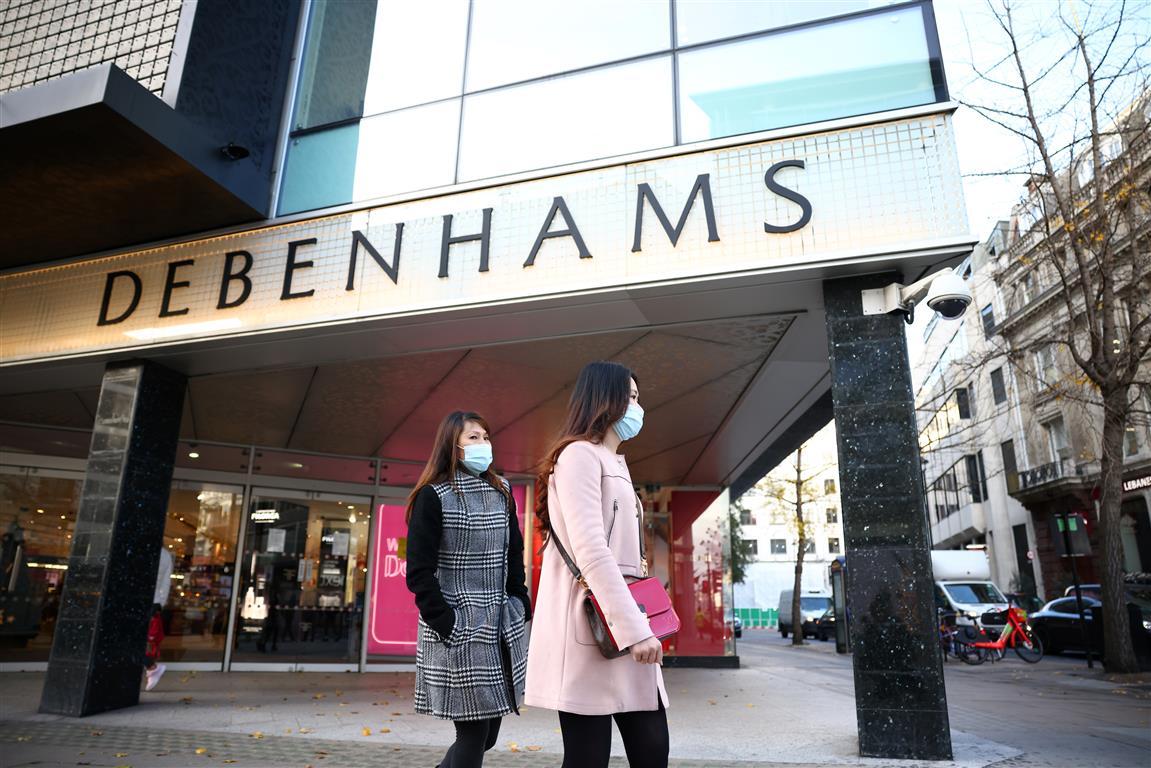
[679,5,938,142]
[278,124,359,215]
[294,0,377,130]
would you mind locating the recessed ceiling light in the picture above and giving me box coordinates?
[188,452,200,459]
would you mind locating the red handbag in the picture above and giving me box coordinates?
[552,495,681,658]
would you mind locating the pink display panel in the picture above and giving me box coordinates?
[367,486,528,657]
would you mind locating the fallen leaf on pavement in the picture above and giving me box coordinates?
[299,727,313,734]
[508,742,521,752]
[250,731,265,739]
[362,727,372,736]
[114,753,128,757]
[527,745,542,751]
[379,728,391,734]
[195,747,208,755]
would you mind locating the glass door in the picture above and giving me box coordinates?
[232,488,372,664]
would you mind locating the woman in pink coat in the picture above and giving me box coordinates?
[525,361,669,768]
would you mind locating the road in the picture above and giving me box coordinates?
[736,629,1151,768]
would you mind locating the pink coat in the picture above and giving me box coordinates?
[524,440,669,715]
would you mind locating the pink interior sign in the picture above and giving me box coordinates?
[367,485,528,657]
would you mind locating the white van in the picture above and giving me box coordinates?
[931,551,1009,623]
[778,589,833,639]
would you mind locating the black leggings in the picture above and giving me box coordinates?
[438,717,502,768]
[558,700,668,768]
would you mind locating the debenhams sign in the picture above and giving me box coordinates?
[0,114,967,363]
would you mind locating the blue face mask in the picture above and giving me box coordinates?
[613,403,644,442]
[459,443,493,474]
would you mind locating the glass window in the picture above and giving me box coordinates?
[770,538,787,554]
[294,0,378,130]
[465,0,670,92]
[956,387,972,419]
[458,57,674,182]
[362,0,468,115]
[746,539,758,555]
[944,582,1006,605]
[826,507,838,524]
[675,0,887,46]
[158,481,243,663]
[233,489,372,664]
[667,491,732,657]
[803,540,816,554]
[0,470,82,663]
[279,124,360,215]
[352,100,461,201]
[981,304,997,337]
[1044,416,1069,461]
[824,479,836,495]
[253,449,377,486]
[990,367,1008,404]
[678,5,938,143]
[828,537,841,554]
[1035,345,1058,386]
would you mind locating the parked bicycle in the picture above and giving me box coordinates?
[956,606,1043,665]
[939,609,986,664]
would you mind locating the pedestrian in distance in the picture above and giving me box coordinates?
[143,545,173,691]
[405,410,531,768]
[525,361,670,768]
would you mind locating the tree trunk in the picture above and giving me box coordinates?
[791,447,805,646]
[1099,386,1139,672]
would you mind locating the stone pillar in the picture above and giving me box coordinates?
[823,274,951,760]
[40,361,186,716]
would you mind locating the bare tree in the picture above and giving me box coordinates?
[761,444,833,646]
[959,0,1151,672]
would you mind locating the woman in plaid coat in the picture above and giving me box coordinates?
[406,410,531,768]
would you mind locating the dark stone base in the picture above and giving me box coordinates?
[661,655,740,669]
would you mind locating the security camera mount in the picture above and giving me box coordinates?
[860,270,961,325]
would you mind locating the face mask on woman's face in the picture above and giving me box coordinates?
[613,403,644,442]
[459,443,493,474]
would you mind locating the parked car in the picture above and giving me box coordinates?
[1005,592,1043,618]
[1029,596,1102,655]
[1063,583,1103,601]
[814,608,836,642]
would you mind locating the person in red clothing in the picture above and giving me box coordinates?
[144,546,173,691]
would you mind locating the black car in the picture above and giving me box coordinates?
[814,608,836,642]
[1029,596,1102,654]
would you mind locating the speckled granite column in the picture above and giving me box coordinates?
[823,274,952,760]
[40,361,185,717]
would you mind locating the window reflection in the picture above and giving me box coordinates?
[466,0,669,92]
[363,0,468,114]
[279,124,360,215]
[294,0,377,130]
[353,100,461,201]
[675,0,889,46]
[679,5,936,142]
[459,57,674,182]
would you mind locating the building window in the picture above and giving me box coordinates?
[955,387,972,419]
[1001,439,1020,493]
[966,452,988,503]
[824,479,837,495]
[746,540,758,556]
[828,537,841,554]
[1124,419,1144,457]
[770,539,787,555]
[990,367,1008,404]
[826,507,838,524]
[980,304,996,338]
[803,540,816,554]
[1043,416,1070,462]
[739,508,756,526]
[931,465,960,521]
[1035,345,1058,387]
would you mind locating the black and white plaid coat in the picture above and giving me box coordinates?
[406,472,530,721]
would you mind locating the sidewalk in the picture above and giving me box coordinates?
[1,636,1144,768]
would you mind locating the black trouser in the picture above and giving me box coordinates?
[437,716,502,768]
[558,699,668,768]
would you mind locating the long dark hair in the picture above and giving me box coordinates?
[406,410,509,523]
[535,361,636,548]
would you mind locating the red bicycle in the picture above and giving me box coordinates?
[956,607,1044,665]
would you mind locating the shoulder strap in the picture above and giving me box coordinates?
[551,493,646,590]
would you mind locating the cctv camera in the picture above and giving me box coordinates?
[924,271,972,320]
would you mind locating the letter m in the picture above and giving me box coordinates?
[631,173,720,252]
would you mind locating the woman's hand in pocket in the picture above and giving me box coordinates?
[630,636,663,665]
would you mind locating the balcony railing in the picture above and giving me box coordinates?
[1015,458,1087,491]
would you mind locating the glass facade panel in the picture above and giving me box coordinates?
[232,490,371,663]
[353,100,461,201]
[363,0,468,114]
[458,57,674,182]
[676,0,887,46]
[159,481,243,663]
[279,123,360,215]
[0,470,81,662]
[465,0,669,92]
[294,0,378,130]
[678,5,936,142]
[253,450,377,486]
[668,490,734,657]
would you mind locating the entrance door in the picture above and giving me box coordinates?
[231,488,372,665]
